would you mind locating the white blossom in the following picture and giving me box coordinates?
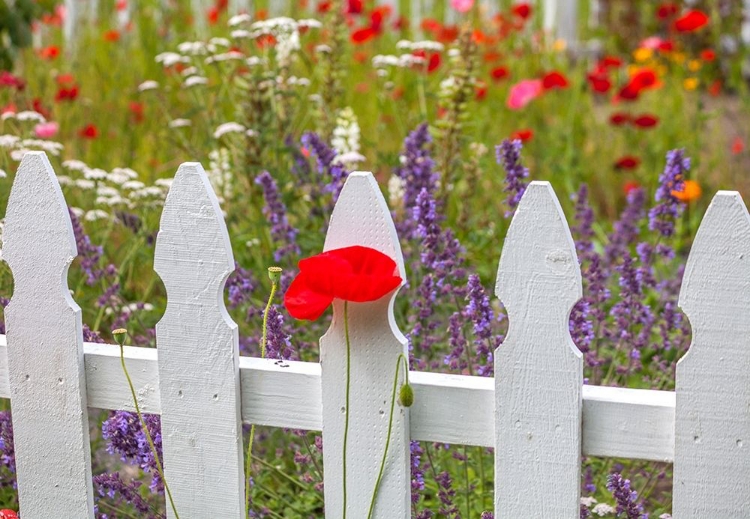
[138,80,159,92]
[122,180,146,190]
[10,149,30,162]
[214,122,246,139]
[75,179,96,190]
[70,207,85,218]
[0,169,6,179]
[85,209,109,221]
[231,29,252,39]
[84,168,108,180]
[210,37,231,47]
[155,52,190,67]
[169,118,192,128]
[591,503,616,516]
[0,135,20,147]
[228,13,252,26]
[63,159,89,171]
[154,178,173,189]
[183,76,209,88]
[16,111,47,123]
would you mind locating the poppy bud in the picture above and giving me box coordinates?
[112,328,128,346]
[268,266,282,284]
[398,383,414,407]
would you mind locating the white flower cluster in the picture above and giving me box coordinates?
[331,107,365,168]
[207,148,233,202]
[396,39,444,52]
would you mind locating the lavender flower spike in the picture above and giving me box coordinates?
[495,139,529,216]
[649,148,690,238]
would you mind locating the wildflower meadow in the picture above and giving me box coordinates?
[0,0,747,517]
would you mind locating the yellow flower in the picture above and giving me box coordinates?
[552,39,567,52]
[687,59,702,72]
[683,77,699,91]
[633,48,653,63]
[671,52,687,64]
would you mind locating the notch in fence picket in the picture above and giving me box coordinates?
[2,152,94,518]
[494,181,583,517]
[319,171,409,519]
[154,163,244,518]
[675,191,750,518]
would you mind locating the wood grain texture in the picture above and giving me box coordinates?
[320,171,410,519]
[154,163,245,518]
[675,191,750,518]
[2,152,94,518]
[494,181,583,518]
[0,336,675,460]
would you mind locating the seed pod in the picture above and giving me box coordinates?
[398,383,414,408]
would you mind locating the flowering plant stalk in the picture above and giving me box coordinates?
[112,328,179,519]
[244,266,282,517]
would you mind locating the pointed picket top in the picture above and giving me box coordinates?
[154,162,244,518]
[494,181,583,518]
[674,191,750,517]
[3,151,94,518]
[319,171,410,519]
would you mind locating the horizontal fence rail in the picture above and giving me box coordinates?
[0,335,677,462]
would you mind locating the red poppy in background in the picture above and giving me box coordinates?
[587,73,611,94]
[598,56,622,70]
[116,0,127,10]
[103,29,120,41]
[55,85,79,102]
[614,156,640,170]
[129,102,145,123]
[491,66,509,81]
[542,71,569,90]
[38,46,60,60]
[732,137,744,155]
[656,3,678,20]
[413,50,441,73]
[512,3,531,20]
[284,246,402,321]
[79,124,99,139]
[700,49,716,62]
[609,112,630,126]
[708,79,722,97]
[0,71,24,90]
[475,80,488,100]
[511,129,533,142]
[674,10,709,32]
[617,69,659,101]
[32,98,51,119]
[632,114,659,128]
[347,0,363,14]
[317,0,331,12]
[623,181,641,195]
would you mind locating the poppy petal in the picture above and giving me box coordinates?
[284,271,334,321]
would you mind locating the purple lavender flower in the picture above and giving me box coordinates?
[265,305,295,360]
[463,274,502,376]
[571,185,596,264]
[410,441,425,505]
[435,470,460,518]
[649,149,689,238]
[606,472,648,519]
[301,132,349,202]
[93,472,162,518]
[101,411,164,493]
[69,208,114,286]
[0,411,16,484]
[394,124,439,238]
[495,139,529,215]
[255,171,300,262]
[226,262,256,309]
[605,188,646,266]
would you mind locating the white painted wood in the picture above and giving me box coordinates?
[744,0,750,45]
[494,181,583,518]
[2,152,94,518]
[154,163,245,518]
[674,191,750,518]
[319,171,410,519]
[543,0,577,45]
[0,335,676,460]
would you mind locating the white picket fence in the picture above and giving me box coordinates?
[1,150,749,517]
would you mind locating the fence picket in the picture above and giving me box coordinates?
[2,152,94,518]
[494,181,583,517]
[319,172,410,518]
[674,191,750,518]
[154,163,245,518]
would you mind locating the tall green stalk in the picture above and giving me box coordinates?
[112,329,180,519]
[245,266,282,517]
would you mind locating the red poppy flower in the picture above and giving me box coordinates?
[317,0,331,12]
[542,71,568,90]
[512,3,531,20]
[614,156,640,170]
[483,51,502,63]
[511,129,533,142]
[491,66,509,81]
[38,45,60,60]
[421,18,441,32]
[475,80,488,101]
[0,71,24,90]
[617,69,659,101]
[284,246,403,321]
[0,510,18,519]
[623,181,641,195]
[129,101,145,123]
[32,98,51,119]
[598,56,622,70]
[116,0,127,10]
[413,50,441,73]
[708,79,722,97]
[656,3,678,20]
[351,26,377,44]
[347,0,363,14]
[103,29,120,41]
[700,49,716,62]
[674,10,709,32]
[587,73,611,94]
[609,112,630,126]
[79,124,99,139]
[657,39,674,52]
[632,114,659,128]
[732,136,744,155]
[55,85,79,102]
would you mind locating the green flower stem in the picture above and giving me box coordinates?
[119,344,179,519]
[342,300,351,519]
[245,272,279,517]
[367,354,410,519]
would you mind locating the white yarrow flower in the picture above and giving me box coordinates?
[228,13,252,26]
[85,209,109,221]
[214,122,246,139]
[591,503,616,516]
[138,80,159,92]
[169,118,192,128]
[183,76,209,88]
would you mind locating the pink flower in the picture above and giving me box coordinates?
[506,79,543,110]
[450,0,473,13]
[34,121,59,139]
[640,36,664,50]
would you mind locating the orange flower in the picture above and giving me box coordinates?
[671,179,701,203]
[38,46,60,60]
[103,29,120,42]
